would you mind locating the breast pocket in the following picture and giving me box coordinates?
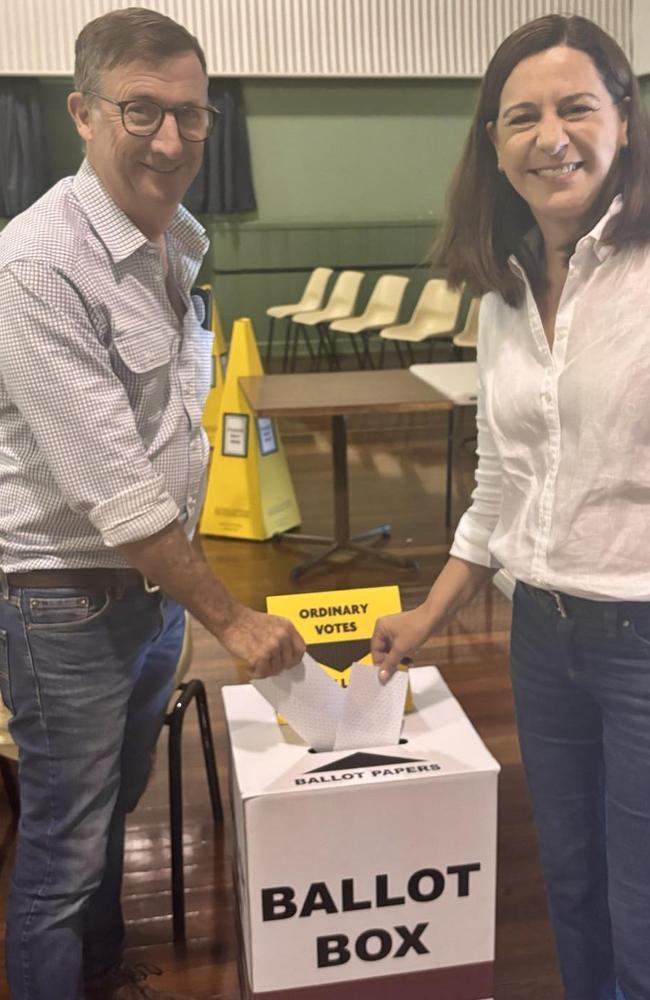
[111,332,173,446]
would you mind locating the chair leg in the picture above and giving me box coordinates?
[193,680,223,824]
[167,699,185,942]
[324,328,340,371]
[301,326,316,370]
[395,341,406,368]
[0,757,19,819]
[282,321,294,372]
[349,334,364,369]
[264,318,275,370]
[290,324,301,372]
[361,333,375,370]
[166,679,223,943]
[314,324,327,371]
[406,342,416,366]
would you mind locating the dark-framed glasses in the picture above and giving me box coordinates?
[84,92,219,142]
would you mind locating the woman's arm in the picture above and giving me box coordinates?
[371,556,496,680]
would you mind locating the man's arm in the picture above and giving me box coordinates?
[0,264,304,678]
[119,521,305,677]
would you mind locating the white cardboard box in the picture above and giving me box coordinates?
[223,667,500,1000]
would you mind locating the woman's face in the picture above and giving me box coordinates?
[489,45,628,241]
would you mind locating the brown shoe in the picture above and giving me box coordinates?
[85,962,197,1000]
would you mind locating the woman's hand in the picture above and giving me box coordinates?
[371,605,436,682]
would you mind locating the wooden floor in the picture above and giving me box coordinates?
[0,409,563,999]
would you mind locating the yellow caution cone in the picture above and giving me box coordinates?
[200,285,228,446]
[200,317,301,540]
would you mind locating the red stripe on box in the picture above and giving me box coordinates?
[238,959,494,1000]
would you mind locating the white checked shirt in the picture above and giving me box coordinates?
[451,197,650,601]
[0,159,211,571]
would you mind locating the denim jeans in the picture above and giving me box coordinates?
[510,582,650,1000]
[0,582,184,1000]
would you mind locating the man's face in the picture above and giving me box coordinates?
[72,51,208,231]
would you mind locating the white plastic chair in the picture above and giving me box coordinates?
[265,267,333,369]
[290,270,365,371]
[453,297,480,353]
[329,274,409,369]
[379,279,464,367]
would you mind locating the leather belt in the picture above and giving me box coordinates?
[5,568,160,596]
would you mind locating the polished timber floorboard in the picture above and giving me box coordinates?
[0,411,562,999]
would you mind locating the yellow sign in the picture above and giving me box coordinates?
[200,317,301,540]
[267,585,413,711]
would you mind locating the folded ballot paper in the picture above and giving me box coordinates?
[252,653,408,751]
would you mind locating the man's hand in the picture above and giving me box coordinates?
[371,606,434,683]
[118,522,305,678]
[218,604,305,678]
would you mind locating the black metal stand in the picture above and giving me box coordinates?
[274,414,419,580]
[167,679,223,942]
[0,756,19,819]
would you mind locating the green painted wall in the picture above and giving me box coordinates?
[33,77,479,350]
[7,73,650,354]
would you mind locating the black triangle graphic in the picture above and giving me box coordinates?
[308,751,425,773]
[306,639,371,673]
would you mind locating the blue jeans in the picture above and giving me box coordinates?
[0,582,184,1000]
[510,582,650,1000]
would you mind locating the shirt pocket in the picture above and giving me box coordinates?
[111,331,173,446]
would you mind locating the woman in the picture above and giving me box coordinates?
[371,15,650,1000]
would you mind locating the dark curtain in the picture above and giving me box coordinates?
[185,78,257,215]
[0,79,46,218]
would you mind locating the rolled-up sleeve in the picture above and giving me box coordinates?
[0,262,180,546]
[449,300,503,569]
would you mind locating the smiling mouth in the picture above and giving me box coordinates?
[143,164,182,175]
[531,163,583,177]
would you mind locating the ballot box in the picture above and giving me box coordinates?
[223,667,500,1000]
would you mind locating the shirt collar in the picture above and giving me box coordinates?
[72,159,208,264]
[508,194,623,277]
[575,194,622,262]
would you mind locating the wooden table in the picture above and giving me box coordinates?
[239,370,451,579]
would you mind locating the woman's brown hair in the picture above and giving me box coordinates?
[435,14,650,306]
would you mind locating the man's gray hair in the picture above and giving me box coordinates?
[74,6,207,93]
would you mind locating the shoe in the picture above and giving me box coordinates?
[85,962,197,1000]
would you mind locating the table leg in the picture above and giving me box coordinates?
[276,413,418,580]
[332,414,350,543]
[445,407,455,529]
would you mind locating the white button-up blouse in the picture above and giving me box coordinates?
[450,197,650,600]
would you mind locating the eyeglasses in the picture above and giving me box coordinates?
[83,92,219,142]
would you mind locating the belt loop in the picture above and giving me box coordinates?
[0,569,8,600]
[551,591,568,618]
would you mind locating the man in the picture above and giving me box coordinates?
[0,8,304,999]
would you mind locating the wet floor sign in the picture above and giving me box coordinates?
[200,317,301,540]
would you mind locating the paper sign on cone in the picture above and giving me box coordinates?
[200,284,228,446]
[200,317,301,540]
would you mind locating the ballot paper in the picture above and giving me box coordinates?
[252,653,408,751]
